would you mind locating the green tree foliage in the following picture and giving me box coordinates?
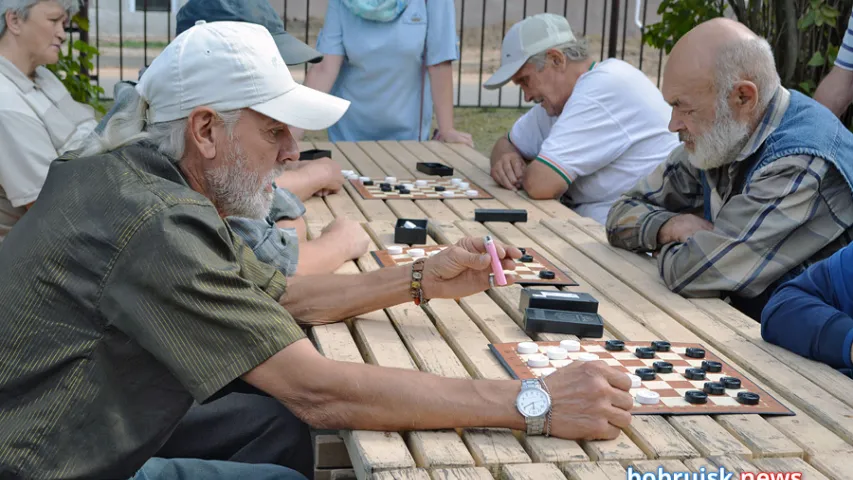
[642,0,851,97]
[46,12,106,114]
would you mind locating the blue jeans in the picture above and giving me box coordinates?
[130,457,307,480]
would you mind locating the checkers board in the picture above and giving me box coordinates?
[489,340,794,416]
[348,176,493,200]
[370,245,578,287]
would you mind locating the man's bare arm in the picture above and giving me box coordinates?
[490,135,523,167]
[813,66,853,118]
[243,339,633,440]
[522,160,570,200]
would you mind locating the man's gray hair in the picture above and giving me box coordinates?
[79,87,241,163]
[528,38,589,70]
[0,0,80,37]
[714,35,781,112]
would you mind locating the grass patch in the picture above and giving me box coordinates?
[304,106,529,157]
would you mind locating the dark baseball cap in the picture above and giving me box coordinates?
[176,0,323,65]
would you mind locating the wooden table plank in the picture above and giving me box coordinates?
[808,454,851,480]
[751,457,830,480]
[538,219,853,446]
[438,142,571,219]
[370,468,431,480]
[627,459,691,475]
[715,415,804,458]
[375,141,433,179]
[367,221,511,381]
[312,323,366,365]
[429,467,495,480]
[310,317,417,480]
[520,436,589,464]
[501,463,566,480]
[624,416,701,461]
[356,142,418,179]
[669,417,753,458]
[706,454,759,474]
[560,461,627,480]
[405,431,477,470]
[461,429,532,476]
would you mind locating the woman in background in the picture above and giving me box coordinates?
[292,0,473,146]
[0,0,97,243]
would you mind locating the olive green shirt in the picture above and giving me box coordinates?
[0,142,306,479]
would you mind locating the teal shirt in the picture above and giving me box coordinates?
[316,0,459,141]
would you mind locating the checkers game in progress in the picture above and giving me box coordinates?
[371,245,577,287]
[489,340,794,416]
[343,172,493,200]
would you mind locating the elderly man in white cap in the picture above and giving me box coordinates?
[0,21,635,480]
[484,13,679,224]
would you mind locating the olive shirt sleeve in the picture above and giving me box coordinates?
[99,203,306,403]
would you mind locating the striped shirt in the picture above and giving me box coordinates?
[606,87,853,316]
[835,14,853,70]
[0,141,306,479]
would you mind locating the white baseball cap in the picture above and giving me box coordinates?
[483,13,577,90]
[136,20,349,130]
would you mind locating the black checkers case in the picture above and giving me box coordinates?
[474,209,528,223]
[522,308,604,338]
[518,289,599,313]
[299,149,332,160]
[416,162,454,176]
[394,218,428,245]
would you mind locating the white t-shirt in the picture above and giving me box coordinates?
[509,58,679,224]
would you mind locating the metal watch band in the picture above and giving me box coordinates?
[521,379,546,436]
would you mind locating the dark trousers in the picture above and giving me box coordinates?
[153,393,314,479]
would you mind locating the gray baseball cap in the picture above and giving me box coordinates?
[176,0,323,66]
[483,13,577,90]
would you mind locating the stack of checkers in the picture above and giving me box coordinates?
[385,245,442,258]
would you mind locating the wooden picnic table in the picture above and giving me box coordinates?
[300,140,853,480]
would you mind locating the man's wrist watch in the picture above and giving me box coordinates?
[515,378,552,436]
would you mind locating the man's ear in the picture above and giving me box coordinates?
[546,48,566,69]
[729,80,759,120]
[186,107,220,160]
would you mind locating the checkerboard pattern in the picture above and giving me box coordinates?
[489,341,795,416]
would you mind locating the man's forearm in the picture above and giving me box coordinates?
[491,136,522,166]
[813,67,853,117]
[293,235,351,276]
[276,167,325,202]
[246,341,525,432]
[281,264,412,324]
[605,199,676,252]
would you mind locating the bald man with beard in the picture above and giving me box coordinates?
[605,18,853,321]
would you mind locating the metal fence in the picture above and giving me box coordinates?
[81,0,666,107]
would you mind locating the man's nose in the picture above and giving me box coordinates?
[668,115,684,133]
[278,129,300,164]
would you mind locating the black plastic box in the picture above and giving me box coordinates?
[299,149,332,160]
[394,219,428,245]
[416,162,454,176]
[474,209,527,223]
[519,289,599,313]
[523,308,604,337]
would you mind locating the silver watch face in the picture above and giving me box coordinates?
[517,388,550,417]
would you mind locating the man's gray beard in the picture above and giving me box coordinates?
[685,104,752,171]
[206,138,283,219]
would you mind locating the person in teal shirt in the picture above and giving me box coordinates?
[292,0,473,145]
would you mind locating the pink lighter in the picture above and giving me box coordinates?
[484,235,507,286]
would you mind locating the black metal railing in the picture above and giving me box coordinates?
[83,0,666,107]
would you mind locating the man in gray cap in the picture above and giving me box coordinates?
[484,13,678,224]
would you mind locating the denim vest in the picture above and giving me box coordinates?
[703,90,853,221]
[701,90,853,318]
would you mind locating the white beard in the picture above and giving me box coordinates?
[684,102,751,171]
[206,138,283,219]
